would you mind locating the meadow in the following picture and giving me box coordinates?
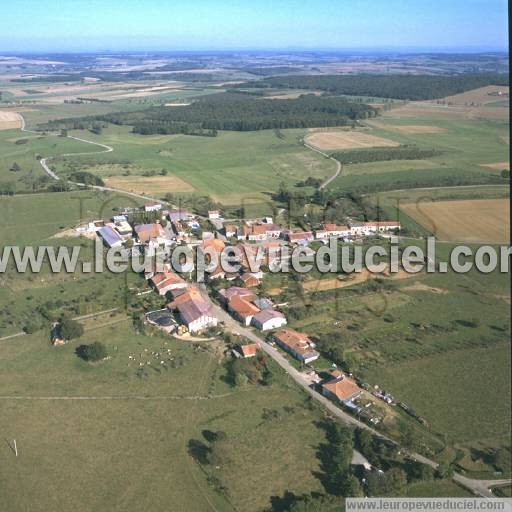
[53,125,335,206]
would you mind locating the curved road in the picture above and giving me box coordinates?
[303,139,342,189]
[16,115,511,498]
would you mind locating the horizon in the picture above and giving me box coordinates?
[0,0,508,53]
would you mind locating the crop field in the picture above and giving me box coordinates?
[104,174,196,194]
[0,111,21,130]
[55,126,335,205]
[400,198,510,243]
[305,130,400,150]
[480,161,509,170]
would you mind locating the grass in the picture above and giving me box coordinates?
[51,125,335,206]
[406,480,473,498]
[0,323,328,512]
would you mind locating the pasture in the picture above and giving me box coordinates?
[400,198,510,243]
[104,174,196,194]
[55,126,335,205]
[0,111,21,130]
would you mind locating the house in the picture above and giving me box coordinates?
[363,221,401,233]
[237,222,282,241]
[224,224,238,238]
[168,209,191,222]
[98,225,123,248]
[240,273,260,288]
[285,231,314,245]
[218,287,257,305]
[227,295,260,326]
[171,220,186,238]
[252,297,274,310]
[202,238,225,254]
[114,220,133,238]
[112,214,127,223]
[144,201,162,212]
[150,271,187,295]
[202,231,215,240]
[322,370,362,404]
[252,309,287,331]
[272,329,319,363]
[134,223,166,244]
[238,343,259,358]
[208,210,220,220]
[315,223,351,239]
[168,288,217,333]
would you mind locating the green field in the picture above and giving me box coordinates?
[0,323,330,512]
[48,125,334,206]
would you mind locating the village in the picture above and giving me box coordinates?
[74,199,403,427]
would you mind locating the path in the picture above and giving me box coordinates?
[303,139,342,189]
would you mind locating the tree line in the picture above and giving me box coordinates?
[331,146,442,165]
[237,73,509,100]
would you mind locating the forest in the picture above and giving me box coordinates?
[240,73,509,100]
[43,92,377,133]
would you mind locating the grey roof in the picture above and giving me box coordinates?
[253,309,285,323]
[177,298,212,324]
[98,225,123,247]
[253,298,274,310]
[168,209,190,222]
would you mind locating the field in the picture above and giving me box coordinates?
[400,198,510,243]
[104,174,196,194]
[366,120,447,134]
[305,130,399,150]
[480,161,509,170]
[54,125,335,206]
[0,111,22,130]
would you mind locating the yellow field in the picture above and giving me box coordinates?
[401,198,510,243]
[0,111,21,130]
[104,175,195,194]
[305,130,399,150]
[480,161,509,171]
[367,120,447,134]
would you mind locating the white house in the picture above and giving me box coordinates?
[251,309,287,331]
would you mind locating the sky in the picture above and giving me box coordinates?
[0,0,508,53]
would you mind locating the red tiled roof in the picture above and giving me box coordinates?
[323,374,361,401]
[240,343,259,357]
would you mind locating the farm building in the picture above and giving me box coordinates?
[227,295,260,326]
[240,273,260,287]
[322,370,362,404]
[208,210,221,220]
[150,271,187,296]
[218,287,257,305]
[134,223,166,244]
[237,222,282,241]
[252,309,287,331]
[224,224,238,237]
[168,288,217,333]
[315,223,351,239]
[168,209,191,222]
[284,231,314,245]
[144,202,162,212]
[98,225,123,248]
[272,329,319,363]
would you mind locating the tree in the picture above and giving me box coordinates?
[76,341,108,362]
[59,317,84,340]
[492,448,511,472]
[339,473,364,497]
[10,162,21,172]
[435,461,454,480]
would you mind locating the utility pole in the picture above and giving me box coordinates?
[13,439,18,457]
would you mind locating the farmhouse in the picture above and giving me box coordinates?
[218,287,257,305]
[144,201,162,212]
[224,224,238,237]
[238,343,259,358]
[322,370,362,404]
[208,210,221,220]
[168,288,217,333]
[349,221,400,236]
[98,225,123,248]
[285,231,314,245]
[114,220,133,238]
[168,209,191,222]
[272,329,319,363]
[252,309,287,331]
[240,273,260,287]
[315,223,351,239]
[150,271,187,295]
[134,223,166,244]
[227,295,260,326]
[237,222,282,241]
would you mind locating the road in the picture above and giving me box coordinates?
[303,140,342,189]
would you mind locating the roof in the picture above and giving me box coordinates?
[322,223,349,232]
[219,287,256,302]
[240,343,259,357]
[363,221,400,227]
[240,273,260,286]
[323,374,361,402]
[253,309,286,324]
[202,238,225,253]
[273,328,317,358]
[253,297,274,310]
[134,223,165,243]
[287,231,314,242]
[98,225,123,246]
[228,296,260,318]
[168,209,190,222]
[150,271,185,292]
[168,288,213,324]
